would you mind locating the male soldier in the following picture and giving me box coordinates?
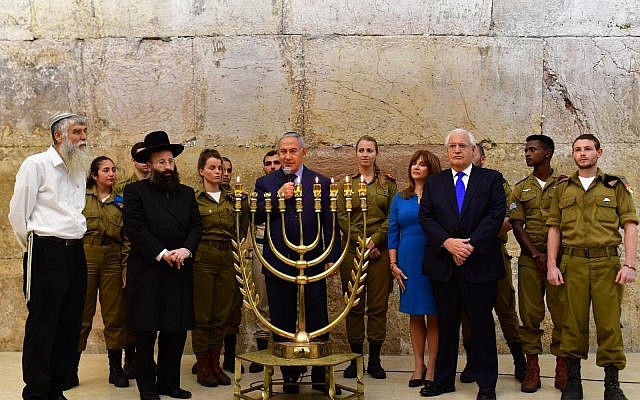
[547,134,637,400]
[124,131,202,400]
[248,150,281,373]
[114,142,150,194]
[510,135,566,393]
[9,113,90,400]
[459,144,526,384]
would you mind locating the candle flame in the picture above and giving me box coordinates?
[331,177,335,183]
[360,175,364,183]
[315,176,319,183]
[236,175,240,183]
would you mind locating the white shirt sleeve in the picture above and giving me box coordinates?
[8,158,39,250]
[157,248,169,261]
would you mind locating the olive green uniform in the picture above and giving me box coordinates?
[79,188,133,351]
[547,170,638,369]
[192,187,249,352]
[337,173,397,345]
[462,182,520,344]
[510,172,564,356]
[113,172,140,196]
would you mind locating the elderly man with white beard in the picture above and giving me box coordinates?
[9,112,91,400]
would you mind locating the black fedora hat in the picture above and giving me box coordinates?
[134,131,184,163]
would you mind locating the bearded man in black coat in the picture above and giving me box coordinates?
[123,131,202,400]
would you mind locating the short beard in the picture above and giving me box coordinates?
[150,165,180,192]
[60,138,91,175]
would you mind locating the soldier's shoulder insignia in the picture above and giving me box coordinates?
[384,173,397,182]
[557,174,568,181]
[508,202,518,211]
[514,176,528,186]
[605,175,634,194]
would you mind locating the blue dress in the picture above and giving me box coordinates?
[388,192,436,316]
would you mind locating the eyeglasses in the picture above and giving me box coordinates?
[264,160,281,166]
[152,159,175,167]
[447,144,470,150]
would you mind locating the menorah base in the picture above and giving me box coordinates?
[272,341,331,359]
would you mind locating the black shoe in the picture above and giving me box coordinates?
[409,366,427,387]
[312,383,342,395]
[604,365,627,400]
[367,342,386,379]
[282,376,300,394]
[508,341,527,383]
[158,387,192,399]
[477,388,497,400]
[108,349,129,388]
[48,393,68,400]
[344,360,357,378]
[420,382,455,397]
[140,391,160,400]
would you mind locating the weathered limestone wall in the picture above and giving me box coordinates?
[1,1,639,355]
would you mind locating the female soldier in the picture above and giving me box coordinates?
[337,135,397,379]
[192,149,248,387]
[77,156,134,388]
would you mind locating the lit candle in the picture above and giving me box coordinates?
[358,175,367,197]
[294,176,303,197]
[313,176,322,197]
[234,175,243,197]
[329,177,338,197]
[344,175,352,196]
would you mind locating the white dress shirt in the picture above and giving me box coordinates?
[451,163,474,190]
[8,146,87,250]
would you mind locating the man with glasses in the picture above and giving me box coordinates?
[123,131,202,400]
[419,129,506,400]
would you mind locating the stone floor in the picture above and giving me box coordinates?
[1,353,638,400]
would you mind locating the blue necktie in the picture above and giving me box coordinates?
[455,171,466,213]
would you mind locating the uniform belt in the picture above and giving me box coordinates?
[36,235,83,247]
[562,246,618,258]
[203,240,232,250]
[84,236,119,246]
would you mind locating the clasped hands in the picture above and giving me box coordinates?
[162,247,191,269]
[278,182,295,199]
[443,238,474,266]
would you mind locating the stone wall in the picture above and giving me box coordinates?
[1,0,639,354]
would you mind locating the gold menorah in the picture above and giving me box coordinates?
[231,176,370,359]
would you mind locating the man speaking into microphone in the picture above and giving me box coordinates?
[254,132,340,394]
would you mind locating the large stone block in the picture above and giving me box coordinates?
[0,40,83,148]
[493,0,640,37]
[31,0,282,39]
[284,0,492,35]
[0,0,33,40]
[80,38,196,146]
[193,36,304,146]
[542,38,640,144]
[303,36,543,145]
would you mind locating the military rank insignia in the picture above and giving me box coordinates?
[604,175,634,194]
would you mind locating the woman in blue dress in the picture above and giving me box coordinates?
[388,149,441,389]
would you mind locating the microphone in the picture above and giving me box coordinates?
[283,166,292,182]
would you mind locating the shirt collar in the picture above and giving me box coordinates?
[451,163,473,179]
[47,145,65,168]
[293,165,304,181]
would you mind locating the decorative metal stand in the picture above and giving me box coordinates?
[231,176,369,398]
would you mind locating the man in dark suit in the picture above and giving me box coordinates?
[254,132,340,394]
[419,128,506,400]
[123,131,202,400]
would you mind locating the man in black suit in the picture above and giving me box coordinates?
[123,131,202,400]
[254,132,340,394]
[419,128,506,400]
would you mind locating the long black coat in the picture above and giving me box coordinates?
[123,179,202,331]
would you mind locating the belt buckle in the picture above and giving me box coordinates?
[584,248,590,258]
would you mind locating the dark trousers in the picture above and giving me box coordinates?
[22,236,87,400]
[432,269,498,390]
[135,331,187,394]
[265,275,328,382]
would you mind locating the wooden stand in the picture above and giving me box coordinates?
[233,350,364,400]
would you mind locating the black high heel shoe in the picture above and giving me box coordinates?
[408,366,427,387]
